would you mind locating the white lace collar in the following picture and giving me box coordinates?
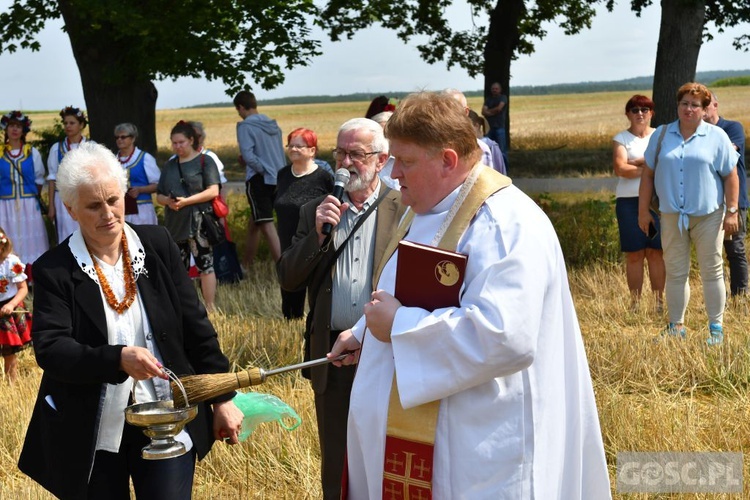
[69,223,147,285]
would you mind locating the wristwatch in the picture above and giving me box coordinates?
[727,206,738,215]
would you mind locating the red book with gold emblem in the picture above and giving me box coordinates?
[124,193,139,215]
[394,240,468,311]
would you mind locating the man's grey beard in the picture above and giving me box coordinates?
[345,167,376,192]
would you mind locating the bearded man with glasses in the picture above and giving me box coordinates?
[277,118,405,499]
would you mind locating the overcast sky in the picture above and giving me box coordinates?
[1,1,748,110]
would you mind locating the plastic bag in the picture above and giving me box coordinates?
[233,391,302,442]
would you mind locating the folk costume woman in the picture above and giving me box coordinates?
[47,106,92,243]
[114,123,160,225]
[0,111,49,269]
[18,142,242,499]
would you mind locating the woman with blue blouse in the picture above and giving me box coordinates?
[638,82,740,345]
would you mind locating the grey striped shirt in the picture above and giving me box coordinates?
[329,185,380,330]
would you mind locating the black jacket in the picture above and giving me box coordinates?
[18,224,233,500]
[276,184,404,394]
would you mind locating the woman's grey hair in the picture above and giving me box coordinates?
[114,123,138,140]
[338,117,389,154]
[370,111,393,127]
[189,121,206,146]
[57,142,128,207]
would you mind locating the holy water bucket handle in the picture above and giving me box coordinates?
[129,367,190,407]
[164,367,190,407]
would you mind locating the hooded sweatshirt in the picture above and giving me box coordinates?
[237,113,286,185]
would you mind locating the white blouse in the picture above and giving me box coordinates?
[68,224,192,453]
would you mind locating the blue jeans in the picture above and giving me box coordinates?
[724,208,748,296]
[487,127,507,153]
[487,127,508,167]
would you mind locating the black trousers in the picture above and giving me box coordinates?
[314,330,357,500]
[87,420,196,500]
[281,288,306,319]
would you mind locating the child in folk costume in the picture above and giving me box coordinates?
[0,227,32,383]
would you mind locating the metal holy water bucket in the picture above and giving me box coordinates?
[124,368,198,460]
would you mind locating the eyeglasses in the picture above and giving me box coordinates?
[115,135,133,140]
[332,149,381,163]
[629,107,651,114]
[286,144,310,150]
[679,101,703,110]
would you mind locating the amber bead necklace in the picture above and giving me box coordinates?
[90,231,136,314]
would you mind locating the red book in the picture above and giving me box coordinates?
[394,240,468,311]
[124,193,139,215]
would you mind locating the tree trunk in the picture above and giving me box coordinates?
[58,1,159,156]
[651,0,706,127]
[484,0,526,151]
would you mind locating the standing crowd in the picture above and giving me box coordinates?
[1,80,744,499]
[612,82,744,345]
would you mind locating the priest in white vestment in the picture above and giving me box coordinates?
[329,92,612,499]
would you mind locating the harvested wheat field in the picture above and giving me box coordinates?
[1,259,748,498]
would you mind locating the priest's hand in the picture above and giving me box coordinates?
[328,330,361,366]
[365,289,401,343]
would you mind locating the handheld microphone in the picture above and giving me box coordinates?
[322,169,351,236]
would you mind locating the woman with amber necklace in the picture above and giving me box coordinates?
[18,142,243,499]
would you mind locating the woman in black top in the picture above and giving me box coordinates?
[275,128,334,318]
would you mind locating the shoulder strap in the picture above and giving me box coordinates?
[328,187,391,261]
[653,124,668,172]
[175,158,193,195]
[307,187,392,312]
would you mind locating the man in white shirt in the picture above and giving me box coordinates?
[330,92,611,499]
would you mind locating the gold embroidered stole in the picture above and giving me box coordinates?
[379,164,511,499]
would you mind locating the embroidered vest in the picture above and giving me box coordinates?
[123,150,153,204]
[0,144,39,199]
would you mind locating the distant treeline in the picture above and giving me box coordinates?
[189,69,750,108]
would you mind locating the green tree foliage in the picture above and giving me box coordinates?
[606,0,750,125]
[317,0,604,149]
[712,76,750,87]
[0,0,321,152]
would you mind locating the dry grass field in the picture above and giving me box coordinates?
[3,260,749,499]
[2,89,750,498]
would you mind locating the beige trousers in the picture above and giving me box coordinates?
[660,209,726,325]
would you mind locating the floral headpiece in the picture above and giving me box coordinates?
[60,106,88,125]
[0,232,7,245]
[0,111,32,134]
[383,98,398,113]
